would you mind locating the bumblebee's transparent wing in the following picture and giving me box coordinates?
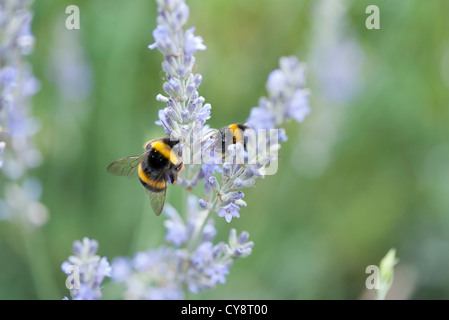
[140,167,169,216]
[106,150,149,179]
[146,186,167,216]
[144,169,168,216]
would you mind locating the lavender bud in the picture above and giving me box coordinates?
[171,79,183,97]
[208,176,219,191]
[162,60,176,75]
[186,83,196,97]
[177,65,188,78]
[184,54,195,70]
[72,240,83,256]
[156,94,169,103]
[202,223,217,241]
[199,198,208,209]
[222,164,232,176]
[212,243,224,259]
[233,199,247,208]
[181,109,190,123]
[232,191,244,200]
[193,74,202,88]
[190,90,199,101]
[173,2,190,29]
[165,107,182,123]
[243,179,255,188]
[222,191,244,203]
[163,81,174,96]
[194,96,205,112]
[238,231,249,244]
[233,247,244,257]
[228,228,237,245]
[233,178,244,188]
[187,100,196,114]
[87,239,99,255]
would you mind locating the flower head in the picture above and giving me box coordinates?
[184,27,207,56]
[247,56,310,129]
[218,202,240,223]
[61,237,111,300]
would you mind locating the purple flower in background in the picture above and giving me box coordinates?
[247,56,310,130]
[111,257,132,282]
[0,0,48,228]
[286,90,310,122]
[247,105,275,130]
[74,284,98,301]
[61,237,112,300]
[266,69,288,98]
[164,204,188,246]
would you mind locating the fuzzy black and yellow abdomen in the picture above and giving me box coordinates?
[138,163,167,193]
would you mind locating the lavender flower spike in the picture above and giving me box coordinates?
[61,237,112,300]
[247,56,310,131]
[210,55,310,222]
[149,0,209,150]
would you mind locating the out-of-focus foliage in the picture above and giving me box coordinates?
[1,0,448,299]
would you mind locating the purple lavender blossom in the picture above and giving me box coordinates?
[218,203,241,223]
[286,89,311,123]
[164,203,188,246]
[0,0,48,228]
[111,257,132,282]
[247,105,275,130]
[184,27,207,56]
[207,55,311,223]
[205,264,229,285]
[110,194,252,298]
[247,56,310,130]
[61,237,112,300]
[149,0,209,145]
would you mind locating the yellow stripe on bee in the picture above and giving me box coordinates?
[151,141,178,165]
[229,124,243,144]
[138,164,167,189]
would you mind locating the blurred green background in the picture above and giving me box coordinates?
[1,0,449,299]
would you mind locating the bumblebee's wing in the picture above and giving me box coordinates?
[106,150,149,179]
[144,170,169,216]
[146,186,167,216]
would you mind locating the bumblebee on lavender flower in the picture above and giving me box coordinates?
[206,123,251,157]
[107,137,184,216]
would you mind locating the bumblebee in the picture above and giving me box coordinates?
[204,123,250,155]
[107,137,183,216]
